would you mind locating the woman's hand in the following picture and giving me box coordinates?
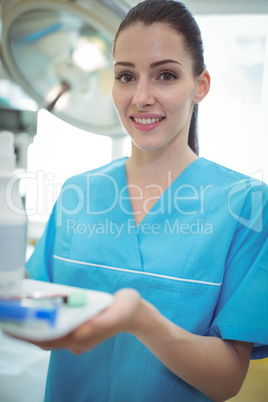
[5,287,253,400]
[12,288,143,355]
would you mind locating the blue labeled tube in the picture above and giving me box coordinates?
[0,300,58,327]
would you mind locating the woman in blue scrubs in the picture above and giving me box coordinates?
[26,1,268,400]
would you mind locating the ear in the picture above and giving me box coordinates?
[194,69,210,104]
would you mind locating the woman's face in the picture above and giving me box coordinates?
[112,23,209,154]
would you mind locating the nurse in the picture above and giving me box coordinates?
[26,0,268,401]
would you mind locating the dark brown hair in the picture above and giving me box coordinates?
[113,0,206,155]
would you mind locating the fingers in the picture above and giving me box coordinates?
[4,288,143,355]
[24,334,73,351]
[79,288,141,335]
[66,288,142,353]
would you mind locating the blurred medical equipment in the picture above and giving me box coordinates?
[0,0,135,141]
[0,132,27,298]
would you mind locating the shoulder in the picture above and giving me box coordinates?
[200,159,268,235]
[63,157,127,188]
[198,157,268,196]
[198,157,250,183]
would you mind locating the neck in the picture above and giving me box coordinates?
[126,143,197,187]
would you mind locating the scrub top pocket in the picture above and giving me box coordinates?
[136,280,220,381]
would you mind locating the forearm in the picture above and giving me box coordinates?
[20,288,251,400]
[130,299,251,401]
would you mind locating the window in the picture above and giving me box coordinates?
[25,109,130,238]
[196,14,268,183]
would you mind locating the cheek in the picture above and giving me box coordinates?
[112,87,126,115]
[161,92,184,114]
[165,87,195,113]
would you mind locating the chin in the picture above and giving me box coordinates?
[132,139,166,153]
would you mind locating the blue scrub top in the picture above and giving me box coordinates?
[27,157,268,402]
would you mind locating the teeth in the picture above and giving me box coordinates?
[134,117,162,125]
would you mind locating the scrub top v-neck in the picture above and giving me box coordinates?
[27,156,268,402]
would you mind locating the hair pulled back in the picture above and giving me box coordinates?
[112,0,206,155]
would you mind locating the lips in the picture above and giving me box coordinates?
[130,115,165,132]
[133,117,164,125]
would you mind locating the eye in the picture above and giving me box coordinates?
[114,73,135,83]
[158,71,178,81]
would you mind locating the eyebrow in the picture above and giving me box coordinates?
[114,59,183,68]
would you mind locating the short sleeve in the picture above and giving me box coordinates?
[26,173,88,282]
[209,181,268,359]
[26,203,56,282]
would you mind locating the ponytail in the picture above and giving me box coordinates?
[188,104,199,155]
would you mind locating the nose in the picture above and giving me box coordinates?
[132,78,155,109]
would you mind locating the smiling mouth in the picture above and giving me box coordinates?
[131,117,165,125]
